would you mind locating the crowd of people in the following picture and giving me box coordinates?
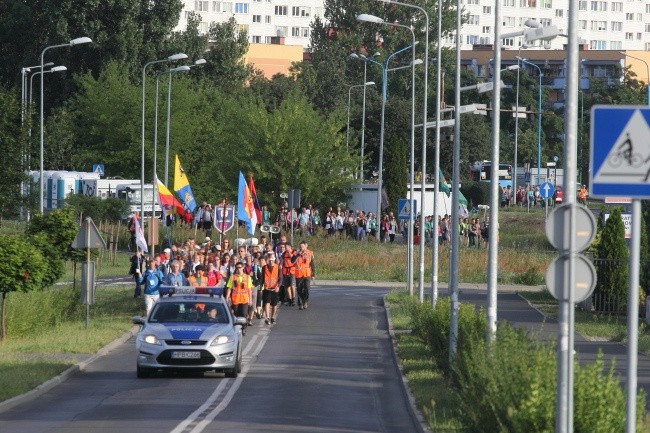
[130,234,315,325]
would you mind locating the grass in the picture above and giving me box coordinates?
[386,291,465,432]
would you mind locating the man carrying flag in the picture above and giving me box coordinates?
[174,155,197,213]
[237,171,257,235]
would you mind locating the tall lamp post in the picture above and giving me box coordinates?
[140,53,187,219]
[619,50,649,433]
[357,13,418,296]
[350,52,380,180]
[517,57,543,186]
[164,59,206,186]
[40,37,92,214]
[346,81,376,153]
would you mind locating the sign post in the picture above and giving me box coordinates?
[590,105,650,432]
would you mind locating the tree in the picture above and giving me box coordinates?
[0,84,27,217]
[383,136,408,215]
[0,236,48,339]
[27,207,80,266]
[594,207,629,313]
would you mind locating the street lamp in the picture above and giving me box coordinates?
[140,53,188,219]
[357,13,419,296]
[164,59,205,186]
[346,82,376,153]
[39,36,92,213]
[350,52,380,181]
[516,56,543,186]
[30,66,68,105]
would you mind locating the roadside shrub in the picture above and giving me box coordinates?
[594,207,629,313]
[513,268,545,285]
[461,180,491,208]
[5,286,82,337]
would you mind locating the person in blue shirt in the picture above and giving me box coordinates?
[164,262,187,289]
[136,259,164,315]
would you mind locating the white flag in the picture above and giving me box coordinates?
[134,217,148,253]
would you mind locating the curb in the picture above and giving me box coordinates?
[383,296,433,433]
[0,325,140,414]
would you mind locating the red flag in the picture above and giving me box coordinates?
[248,174,263,223]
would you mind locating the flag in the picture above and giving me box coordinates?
[438,168,451,197]
[248,174,263,223]
[134,216,148,253]
[157,177,186,220]
[173,155,197,213]
[237,171,257,235]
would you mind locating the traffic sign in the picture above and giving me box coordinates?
[545,204,596,252]
[398,199,417,220]
[92,164,105,177]
[590,105,650,198]
[539,182,554,199]
[71,217,107,249]
[545,254,597,303]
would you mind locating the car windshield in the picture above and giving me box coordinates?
[149,302,230,324]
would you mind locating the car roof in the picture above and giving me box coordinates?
[157,295,226,304]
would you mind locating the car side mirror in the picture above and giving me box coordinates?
[132,316,145,325]
[234,317,247,326]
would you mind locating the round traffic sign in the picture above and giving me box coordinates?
[539,182,555,199]
[545,254,597,302]
[545,203,597,252]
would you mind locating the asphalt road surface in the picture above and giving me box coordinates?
[0,283,423,433]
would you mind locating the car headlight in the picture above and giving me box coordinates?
[211,335,235,346]
[140,334,162,345]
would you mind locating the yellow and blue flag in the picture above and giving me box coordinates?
[173,155,197,213]
[237,171,257,235]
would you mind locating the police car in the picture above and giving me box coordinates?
[132,286,246,378]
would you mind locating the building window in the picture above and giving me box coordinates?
[626,13,634,20]
[590,39,607,49]
[264,36,273,43]
[252,35,261,43]
[611,41,622,49]
[274,5,287,15]
[638,13,643,21]
[275,25,288,36]
[542,0,552,7]
[468,15,479,25]
[539,18,552,26]
[252,14,261,22]
[467,0,479,4]
[234,3,248,13]
[645,42,650,50]
[625,32,634,39]
[291,26,300,36]
[222,2,232,12]
[503,0,515,7]
[646,3,650,12]
[579,20,587,29]
[292,6,311,17]
[301,27,309,37]
[612,2,623,11]
[638,32,643,39]
[466,34,479,44]
[236,23,248,33]
[482,26,492,33]
[578,0,587,10]
[503,37,515,46]
[483,5,491,13]
[612,22,623,31]
[590,1,607,11]
[519,0,536,6]
[199,22,209,34]
[265,15,271,23]
[556,9,563,17]
[503,16,515,26]
[646,23,650,32]
[212,1,220,12]
[195,0,209,11]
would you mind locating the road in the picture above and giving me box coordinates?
[0,283,423,433]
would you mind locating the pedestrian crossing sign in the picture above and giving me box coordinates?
[398,199,417,220]
[590,106,650,198]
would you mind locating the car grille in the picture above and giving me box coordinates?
[165,340,205,346]
[157,350,216,365]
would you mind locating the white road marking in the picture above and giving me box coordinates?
[169,328,270,433]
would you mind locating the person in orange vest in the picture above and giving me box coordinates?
[225,262,253,325]
[293,240,315,310]
[188,265,208,287]
[261,253,281,325]
[281,243,297,306]
[577,184,588,205]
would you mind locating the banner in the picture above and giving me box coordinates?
[213,205,235,233]
[173,155,197,213]
[237,171,257,235]
[134,216,148,253]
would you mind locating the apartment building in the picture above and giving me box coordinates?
[175,0,325,48]
[457,0,650,51]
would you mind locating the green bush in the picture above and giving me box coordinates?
[5,286,82,337]
[461,180,492,209]
[594,207,629,312]
[513,268,545,285]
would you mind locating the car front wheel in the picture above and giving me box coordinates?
[137,365,152,378]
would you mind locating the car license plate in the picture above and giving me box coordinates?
[171,351,201,359]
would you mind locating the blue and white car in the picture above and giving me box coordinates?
[132,287,246,378]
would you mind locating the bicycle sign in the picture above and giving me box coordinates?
[590,106,650,198]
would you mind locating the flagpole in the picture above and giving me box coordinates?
[220,198,227,245]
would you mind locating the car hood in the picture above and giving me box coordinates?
[146,322,232,340]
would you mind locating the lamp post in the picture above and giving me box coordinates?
[40,37,92,214]
[619,49,649,433]
[140,53,187,220]
[357,13,418,295]
[513,56,521,205]
[350,52,380,180]
[164,59,205,186]
[346,81,376,153]
[517,57,543,186]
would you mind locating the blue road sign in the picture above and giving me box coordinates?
[539,182,555,199]
[590,105,650,198]
[398,199,417,220]
[92,164,105,177]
